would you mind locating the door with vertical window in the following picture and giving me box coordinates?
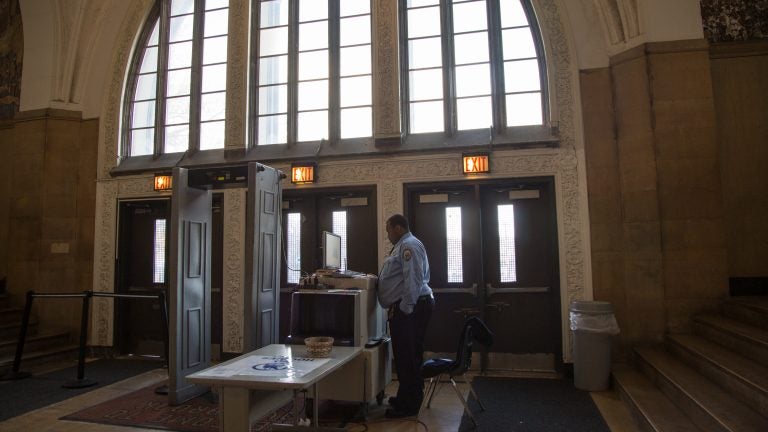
[279,186,378,341]
[407,177,561,372]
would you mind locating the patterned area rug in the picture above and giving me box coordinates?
[60,382,294,432]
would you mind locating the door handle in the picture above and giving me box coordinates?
[485,302,510,312]
[485,283,549,297]
[432,283,478,298]
[453,308,480,319]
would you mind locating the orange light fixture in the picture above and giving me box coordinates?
[462,154,490,174]
[153,173,173,191]
[291,163,316,184]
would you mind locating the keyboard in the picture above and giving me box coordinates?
[333,270,366,278]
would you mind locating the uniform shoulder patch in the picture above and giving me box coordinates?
[403,249,412,261]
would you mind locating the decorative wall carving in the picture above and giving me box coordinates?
[701,0,768,42]
[91,180,118,346]
[372,0,401,138]
[222,189,245,353]
[225,0,248,149]
[0,0,22,119]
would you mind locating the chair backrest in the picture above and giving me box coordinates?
[449,319,476,376]
[467,316,494,347]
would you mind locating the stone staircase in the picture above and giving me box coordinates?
[0,292,79,375]
[613,296,768,431]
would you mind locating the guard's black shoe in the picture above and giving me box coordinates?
[387,396,398,406]
[384,407,418,418]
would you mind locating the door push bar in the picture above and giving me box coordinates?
[485,283,549,297]
[432,283,478,297]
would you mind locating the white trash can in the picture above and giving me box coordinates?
[569,301,620,391]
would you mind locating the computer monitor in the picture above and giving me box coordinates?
[322,231,342,270]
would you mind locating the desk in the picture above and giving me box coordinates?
[187,344,362,431]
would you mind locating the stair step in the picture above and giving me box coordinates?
[635,346,768,432]
[669,334,768,415]
[723,296,768,329]
[612,363,702,432]
[0,344,80,373]
[0,331,71,357]
[0,307,23,325]
[694,314,768,367]
[0,320,38,340]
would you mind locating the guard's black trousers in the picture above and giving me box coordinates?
[389,295,435,412]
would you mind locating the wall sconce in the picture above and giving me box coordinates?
[291,163,317,184]
[462,153,490,174]
[153,173,173,191]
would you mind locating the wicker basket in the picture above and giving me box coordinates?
[304,336,334,358]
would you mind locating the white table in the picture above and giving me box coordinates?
[187,344,362,431]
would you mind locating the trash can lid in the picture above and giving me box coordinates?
[569,300,614,313]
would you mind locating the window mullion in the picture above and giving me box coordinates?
[156,0,171,156]
[188,0,205,153]
[397,0,410,135]
[487,0,505,133]
[441,0,456,135]
[328,0,340,143]
[287,0,299,145]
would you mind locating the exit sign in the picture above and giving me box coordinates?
[462,154,490,174]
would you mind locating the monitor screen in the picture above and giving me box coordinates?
[322,231,342,270]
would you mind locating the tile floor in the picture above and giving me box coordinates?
[0,359,639,432]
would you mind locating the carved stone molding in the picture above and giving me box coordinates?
[225,0,248,149]
[372,0,401,138]
[222,189,246,353]
[91,180,118,346]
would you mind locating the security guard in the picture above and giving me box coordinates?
[377,214,434,418]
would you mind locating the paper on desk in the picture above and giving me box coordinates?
[196,355,330,379]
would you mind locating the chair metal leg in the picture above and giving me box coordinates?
[419,377,436,414]
[450,377,478,427]
[461,374,485,411]
[426,375,443,408]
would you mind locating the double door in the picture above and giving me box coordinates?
[407,177,561,371]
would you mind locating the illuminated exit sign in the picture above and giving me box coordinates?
[462,154,490,174]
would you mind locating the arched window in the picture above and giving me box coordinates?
[254,0,373,146]
[123,0,229,157]
[401,0,545,136]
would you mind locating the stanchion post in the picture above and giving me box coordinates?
[0,291,34,380]
[63,291,97,389]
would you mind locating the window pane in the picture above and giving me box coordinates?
[260,27,288,56]
[203,35,228,64]
[506,92,542,126]
[408,37,442,69]
[206,0,229,10]
[299,21,328,51]
[454,32,489,64]
[131,128,154,156]
[298,50,329,80]
[299,0,328,22]
[148,21,159,45]
[202,64,227,92]
[201,92,226,121]
[260,0,288,27]
[140,46,158,73]
[498,204,517,282]
[340,76,371,107]
[340,46,370,76]
[408,6,441,39]
[205,9,228,37]
[168,41,193,69]
[340,0,369,16]
[297,110,328,142]
[341,107,372,139]
[340,16,370,46]
[500,0,529,28]
[452,1,487,33]
[164,124,189,152]
[259,55,288,85]
[504,59,541,92]
[171,0,194,16]
[153,219,166,284]
[502,27,536,59]
[332,211,348,271]
[135,74,157,100]
[410,101,443,133]
[456,96,492,130]
[169,15,194,42]
[455,63,490,97]
[298,80,328,111]
[286,212,301,284]
[446,207,463,283]
[408,0,439,6]
[258,114,287,144]
[259,84,287,115]
[166,96,190,125]
[166,68,191,97]
[132,101,155,128]
[409,69,443,101]
[200,120,225,149]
